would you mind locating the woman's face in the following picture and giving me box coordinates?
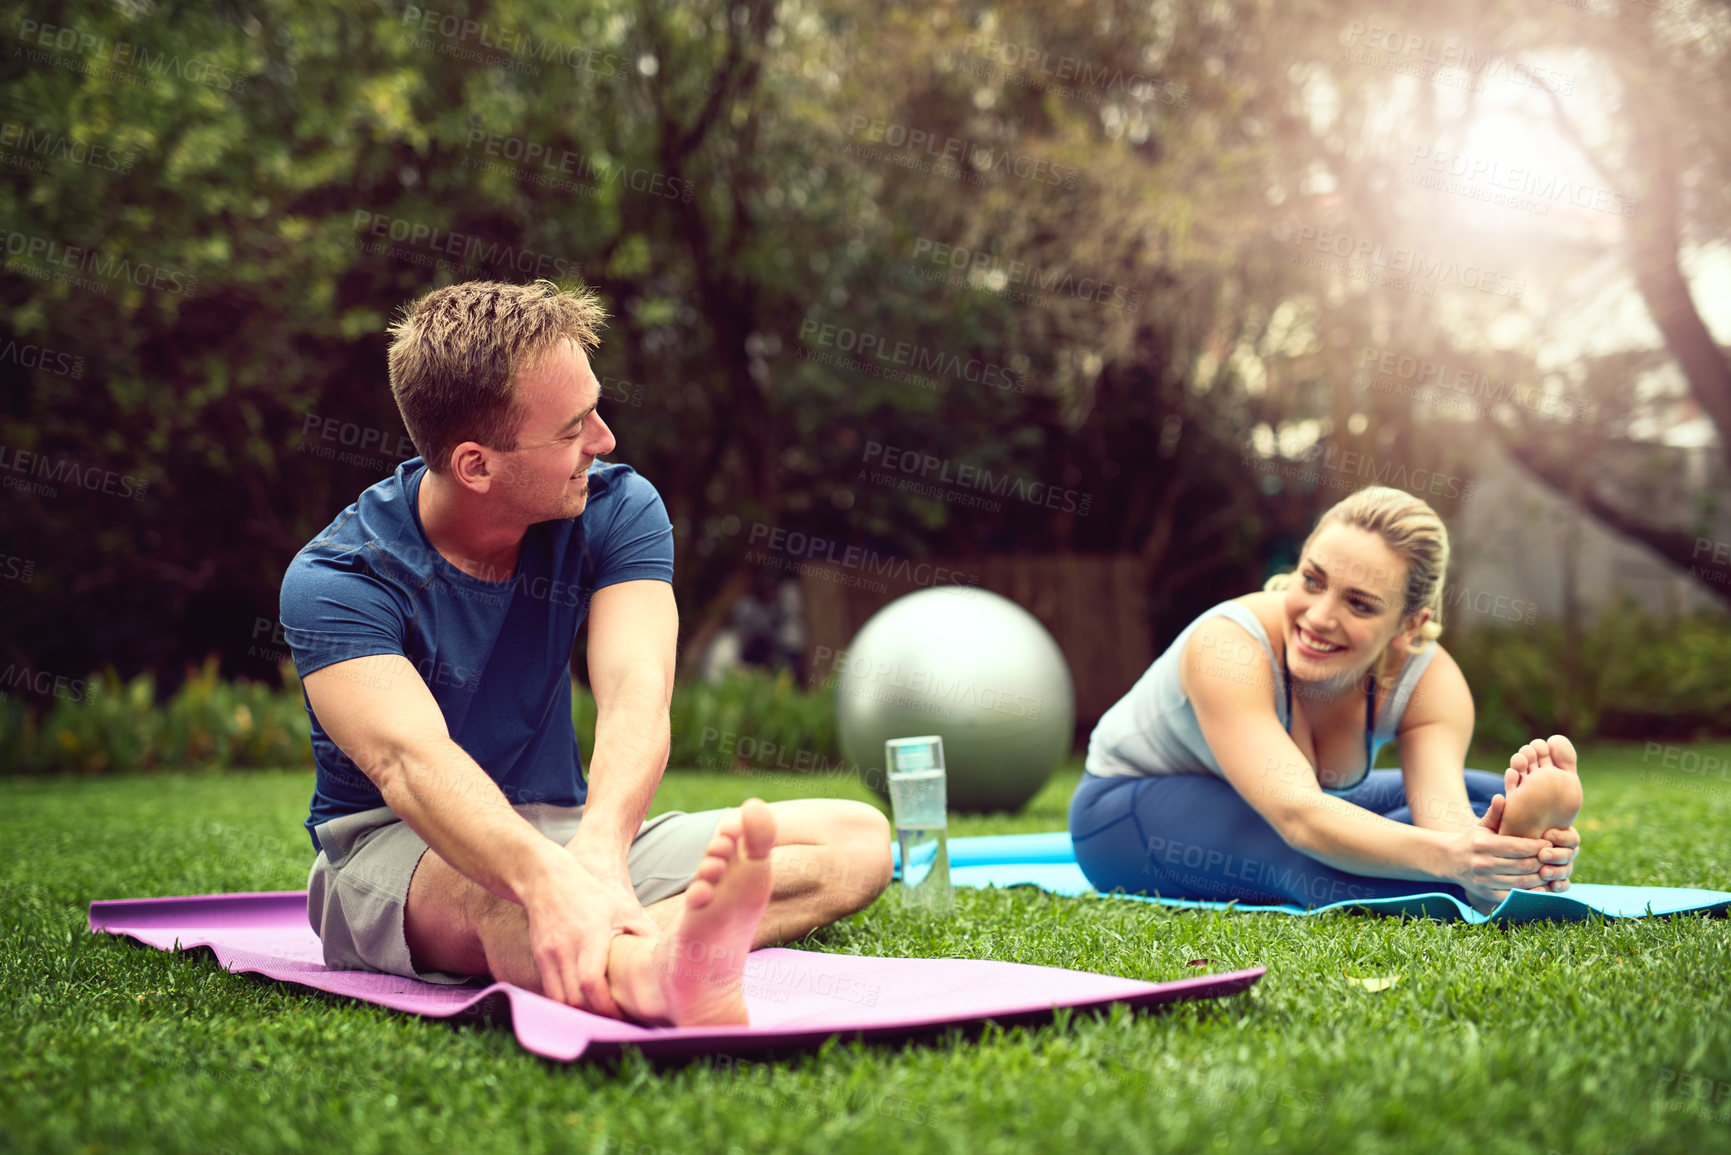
[1281,523,1425,687]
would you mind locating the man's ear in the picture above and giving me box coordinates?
[449,442,495,492]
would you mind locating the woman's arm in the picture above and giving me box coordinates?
[1397,649,1580,889]
[1392,646,1482,835]
[1183,618,1549,900]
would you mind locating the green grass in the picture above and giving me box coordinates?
[5,744,1731,1154]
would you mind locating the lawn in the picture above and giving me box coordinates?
[4,743,1731,1154]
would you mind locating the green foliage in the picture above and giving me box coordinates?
[545,667,845,779]
[0,0,1312,688]
[1452,600,1731,756]
[0,657,313,774]
[5,0,1724,768]
[670,668,840,770]
[578,668,847,776]
[9,604,1726,777]
[3,665,839,776]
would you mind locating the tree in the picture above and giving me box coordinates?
[7,0,1723,695]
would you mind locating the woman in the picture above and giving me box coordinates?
[1069,486,1582,913]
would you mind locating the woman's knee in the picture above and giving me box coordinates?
[1462,768,1505,812]
[1068,772,1140,838]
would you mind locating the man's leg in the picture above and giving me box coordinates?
[407,802,776,1025]
[746,798,893,946]
[403,798,891,1011]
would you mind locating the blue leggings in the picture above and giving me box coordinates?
[1068,769,1506,908]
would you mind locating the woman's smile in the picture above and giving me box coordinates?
[1294,624,1345,657]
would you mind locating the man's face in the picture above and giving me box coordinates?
[486,336,616,523]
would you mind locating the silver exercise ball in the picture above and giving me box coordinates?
[835,586,1075,813]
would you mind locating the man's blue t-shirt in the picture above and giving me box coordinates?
[280,457,674,853]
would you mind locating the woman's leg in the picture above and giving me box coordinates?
[1335,769,1505,826]
[1068,770,1487,908]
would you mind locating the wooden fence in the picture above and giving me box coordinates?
[798,553,1153,734]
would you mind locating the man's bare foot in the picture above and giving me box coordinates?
[1499,735,1584,840]
[640,799,776,1027]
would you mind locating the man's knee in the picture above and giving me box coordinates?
[835,802,894,902]
[786,800,893,906]
[404,850,495,977]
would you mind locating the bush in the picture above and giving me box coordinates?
[673,669,841,770]
[0,658,314,775]
[571,667,841,772]
[10,611,1724,778]
[1449,598,1731,757]
[2,663,841,777]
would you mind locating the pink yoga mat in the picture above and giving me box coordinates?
[89,891,1264,1062]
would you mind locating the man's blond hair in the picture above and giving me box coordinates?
[386,280,607,474]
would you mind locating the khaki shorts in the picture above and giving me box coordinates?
[305,802,723,985]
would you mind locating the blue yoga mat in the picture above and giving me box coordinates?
[894,832,1731,925]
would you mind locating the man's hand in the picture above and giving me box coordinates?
[570,834,657,933]
[520,845,657,1017]
[522,575,677,1015]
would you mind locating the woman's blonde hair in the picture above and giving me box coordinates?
[1264,486,1449,650]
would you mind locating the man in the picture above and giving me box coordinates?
[281,280,891,1026]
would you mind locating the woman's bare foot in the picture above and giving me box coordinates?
[1499,735,1584,840]
[634,799,776,1027]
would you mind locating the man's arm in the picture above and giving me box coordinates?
[572,579,679,887]
[303,653,646,1013]
[307,655,558,903]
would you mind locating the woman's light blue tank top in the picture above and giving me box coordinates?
[1085,600,1438,796]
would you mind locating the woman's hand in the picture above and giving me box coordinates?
[1534,821,1580,892]
[1452,793,1553,913]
